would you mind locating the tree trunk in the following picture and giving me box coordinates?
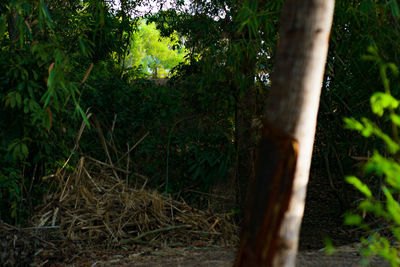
[234,1,335,266]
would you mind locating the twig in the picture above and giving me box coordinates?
[140,177,148,190]
[83,166,103,192]
[60,170,73,202]
[51,207,59,226]
[127,225,192,244]
[116,132,150,164]
[24,226,60,230]
[86,156,129,174]
[188,230,222,235]
[126,142,130,184]
[106,114,120,161]
[209,218,220,232]
[111,114,117,136]
[37,260,49,267]
[92,115,120,181]
[60,112,92,172]
[184,189,232,200]
[79,63,94,87]
[1,222,58,248]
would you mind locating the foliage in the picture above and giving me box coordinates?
[1,0,255,222]
[8,0,400,229]
[344,50,400,267]
[147,1,282,210]
[0,0,135,224]
[313,0,400,211]
[125,19,186,78]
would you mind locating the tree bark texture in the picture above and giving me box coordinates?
[234,0,335,266]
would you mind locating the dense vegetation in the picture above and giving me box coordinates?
[126,19,186,77]
[3,0,400,262]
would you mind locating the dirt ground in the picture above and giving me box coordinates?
[67,246,389,267]
[299,168,360,250]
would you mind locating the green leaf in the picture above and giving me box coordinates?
[386,62,399,76]
[324,238,336,255]
[346,176,372,198]
[360,118,374,137]
[353,120,400,153]
[10,94,16,108]
[365,152,400,190]
[383,186,400,225]
[344,214,363,225]
[388,0,400,19]
[370,92,398,116]
[75,104,90,127]
[21,143,28,158]
[47,66,56,91]
[390,114,400,126]
[344,117,364,131]
[42,90,52,107]
[15,92,22,107]
[41,1,53,25]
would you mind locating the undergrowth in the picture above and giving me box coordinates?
[344,47,400,267]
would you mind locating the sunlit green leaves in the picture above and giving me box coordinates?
[362,45,380,61]
[382,186,400,225]
[344,214,363,225]
[343,117,364,131]
[365,153,400,190]
[359,200,388,219]
[390,114,400,126]
[344,52,400,265]
[344,117,399,153]
[370,92,399,116]
[127,19,186,78]
[385,62,399,77]
[324,238,336,255]
[346,176,373,198]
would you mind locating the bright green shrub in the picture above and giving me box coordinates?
[344,47,400,267]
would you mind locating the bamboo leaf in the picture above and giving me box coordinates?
[346,176,372,198]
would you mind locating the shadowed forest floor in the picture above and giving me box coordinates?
[1,168,384,266]
[72,170,384,266]
[85,169,380,267]
[69,246,389,266]
[299,169,360,250]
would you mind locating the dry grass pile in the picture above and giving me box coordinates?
[34,157,239,250]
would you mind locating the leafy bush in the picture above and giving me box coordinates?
[0,0,134,224]
[344,47,400,266]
